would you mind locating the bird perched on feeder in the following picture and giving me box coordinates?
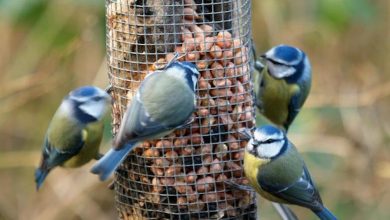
[253,45,312,131]
[240,125,337,220]
[252,44,299,220]
[91,61,200,181]
[35,86,111,190]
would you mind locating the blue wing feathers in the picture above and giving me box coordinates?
[35,136,84,190]
[285,91,301,130]
[35,168,49,190]
[315,207,338,220]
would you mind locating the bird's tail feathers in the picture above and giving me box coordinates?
[35,167,50,191]
[314,207,337,220]
[90,142,135,181]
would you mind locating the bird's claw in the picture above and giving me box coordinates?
[107,180,115,190]
[95,153,104,160]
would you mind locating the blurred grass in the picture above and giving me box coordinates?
[0,0,389,219]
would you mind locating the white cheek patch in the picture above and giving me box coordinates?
[257,139,285,158]
[268,61,296,79]
[79,101,106,120]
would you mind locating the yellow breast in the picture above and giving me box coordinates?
[243,151,290,203]
[243,151,269,194]
[62,122,104,168]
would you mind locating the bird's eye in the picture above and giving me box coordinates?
[262,139,275,144]
[268,59,285,66]
[92,96,101,101]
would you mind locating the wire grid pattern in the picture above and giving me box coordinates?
[106,0,256,219]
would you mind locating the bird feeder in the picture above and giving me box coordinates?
[106,0,256,218]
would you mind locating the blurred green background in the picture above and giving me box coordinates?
[0,0,389,219]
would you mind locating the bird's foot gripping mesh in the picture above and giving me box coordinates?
[106,0,256,219]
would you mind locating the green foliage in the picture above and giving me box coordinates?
[316,0,377,31]
[0,0,47,25]
[303,151,342,171]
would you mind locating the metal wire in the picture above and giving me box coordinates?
[106,0,256,219]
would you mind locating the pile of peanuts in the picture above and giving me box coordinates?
[107,0,256,219]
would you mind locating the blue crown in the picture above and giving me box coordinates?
[70,86,100,98]
[257,125,284,136]
[272,45,302,65]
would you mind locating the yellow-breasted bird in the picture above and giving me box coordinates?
[35,86,111,190]
[253,45,312,131]
[241,125,337,220]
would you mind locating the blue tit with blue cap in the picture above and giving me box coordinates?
[35,86,111,190]
[91,61,200,181]
[252,45,299,220]
[253,45,312,131]
[242,125,337,220]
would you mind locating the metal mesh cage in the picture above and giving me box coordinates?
[106,0,256,219]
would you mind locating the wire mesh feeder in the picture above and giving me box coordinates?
[106,0,256,219]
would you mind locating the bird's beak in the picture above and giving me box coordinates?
[105,85,113,94]
[237,128,252,140]
[103,85,114,105]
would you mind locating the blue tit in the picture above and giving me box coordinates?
[253,45,312,131]
[243,125,337,220]
[35,86,111,190]
[91,61,200,181]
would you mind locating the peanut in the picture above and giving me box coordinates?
[210,159,223,173]
[155,140,172,149]
[183,7,200,20]
[196,176,215,192]
[165,150,178,162]
[210,45,223,58]
[143,148,160,157]
[199,25,213,37]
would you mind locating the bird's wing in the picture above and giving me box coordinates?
[113,97,172,149]
[40,131,86,170]
[285,85,301,130]
[253,65,266,110]
[114,72,195,149]
[132,98,174,135]
[260,164,323,211]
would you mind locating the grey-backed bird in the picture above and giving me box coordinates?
[91,61,199,181]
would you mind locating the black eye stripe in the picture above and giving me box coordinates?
[92,96,102,101]
[263,139,274,144]
[260,138,283,144]
[267,58,291,67]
